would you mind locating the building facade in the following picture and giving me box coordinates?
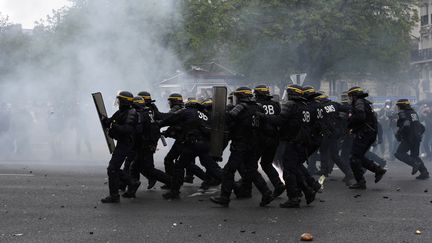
[412,1,432,100]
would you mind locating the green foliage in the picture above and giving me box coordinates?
[176,0,419,87]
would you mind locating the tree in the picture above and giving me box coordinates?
[177,0,419,88]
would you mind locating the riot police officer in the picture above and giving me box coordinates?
[264,85,316,208]
[162,93,188,183]
[100,91,140,203]
[238,85,285,198]
[394,99,429,180]
[347,87,386,189]
[138,91,163,120]
[122,97,172,198]
[210,87,274,207]
[159,99,223,199]
[316,93,354,183]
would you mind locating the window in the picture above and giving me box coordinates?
[421,4,429,26]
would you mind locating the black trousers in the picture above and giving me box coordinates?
[107,141,135,196]
[241,138,283,191]
[282,142,309,199]
[350,131,381,183]
[130,143,171,185]
[164,140,194,178]
[395,139,428,174]
[320,136,353,177]
[122,150,136,175]
[221,143,271,199]
[340,135,353,166]
[170,141,222,193]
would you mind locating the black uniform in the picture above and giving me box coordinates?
[162,104,186,177]
[256,97,284,190]
[102,106,139,201]
[267,97,316,206]
[348,97,386,187]
[213,100,273,207]
[160,105,222,199]
[239,97,284,196]
[123,106,171,197]
[394,107,429,179]
[317,99,353,179]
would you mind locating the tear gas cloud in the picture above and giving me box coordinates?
[0,0,182,163]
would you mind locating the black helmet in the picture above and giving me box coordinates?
[347,87,368,98]
[286,84,304,100]
[168,93,183,107]
[115,91,134,107]
[316,92,329,101]
[254,85,271,97]
[396,99,411,110]
[132,96,145,108]
[201,98,213,110]
[234,87,253,101]
[138,91,155,103]
[302,86,320,100]
[185,98,202,108]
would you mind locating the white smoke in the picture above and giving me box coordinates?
[0,0,183,163]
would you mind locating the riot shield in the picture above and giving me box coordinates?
[210,86,227,158]
[92,92,116,154]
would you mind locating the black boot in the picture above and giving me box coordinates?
[304,189,316,205]
[259,192,274,207]
[412,162,420,175]
[161,184,170,190]
[147,178,157,189]
[280,198,300,208]
[416,172,430,180]
[200,178,221,190]
[312,181,322,193]
[375,168,387,183]
[184,175,194,184]
[349,182,366,190]
[101,195,120,203]
[234,184,252,199]
[272,184,286,198]
[210,196,230,207]
[122,181,141,198]
[162,190,180,200]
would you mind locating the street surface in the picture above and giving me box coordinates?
[0,161,431,243]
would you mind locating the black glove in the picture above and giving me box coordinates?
[108,123,121,139]
[101,116,111,128]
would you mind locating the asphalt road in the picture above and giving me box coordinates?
[0,161,431,243]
